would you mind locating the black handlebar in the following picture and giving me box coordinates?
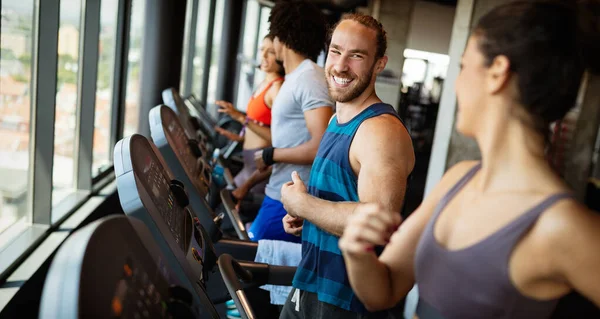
[217,254,256,319]
[220,189,250,240]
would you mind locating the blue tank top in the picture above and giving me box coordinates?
[292,103,403,313]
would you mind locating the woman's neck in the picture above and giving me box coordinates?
[264,72,280,82]
[473,101,559,194]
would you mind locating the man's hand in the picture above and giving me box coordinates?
[283,214,304,236]
[216,100,245,123]
[281,171,308,218]
[232,186,249,201]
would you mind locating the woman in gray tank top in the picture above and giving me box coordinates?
[338,1,600,318]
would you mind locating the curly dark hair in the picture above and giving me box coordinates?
[268,0,328,61]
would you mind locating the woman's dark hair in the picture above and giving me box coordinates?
[263,33,285,77]
[474,0,599,137]
[268,0,328,62]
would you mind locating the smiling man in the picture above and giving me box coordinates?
[278,13,415,319]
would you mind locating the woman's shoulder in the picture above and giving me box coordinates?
[423,161,480,204]
[536,196,596,240]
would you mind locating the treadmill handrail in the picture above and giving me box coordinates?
[217,254,256,319]
[220,189,250,240]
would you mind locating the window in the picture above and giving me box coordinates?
[0,0,35,243]
[122,0,146,138]
[234,0,260,112]
[253,6,272,90]
[191,0,211,99]
[52,0,82,206]
[92,0,119,177]
[206,0,225,111]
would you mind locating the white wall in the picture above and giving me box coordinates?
[406,1,456,55]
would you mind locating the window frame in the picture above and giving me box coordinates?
[232,0,263,111]
[0,0,133,284]
[179,0,218,105]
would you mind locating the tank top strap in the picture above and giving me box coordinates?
[491,192,575,247]
[258,77,284,97]
[431,162,482,219]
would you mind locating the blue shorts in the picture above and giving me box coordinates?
[248,196,301,243]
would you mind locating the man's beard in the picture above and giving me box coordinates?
[327,68,373,103]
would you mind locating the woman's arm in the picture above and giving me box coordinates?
[340,161,480,311]
[214,126,244,142]
[244,121,272,143]
[546,201,600,307]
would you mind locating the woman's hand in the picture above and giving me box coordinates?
[216,100,245,123]
[339,203,401,257]
[215,126,243,142]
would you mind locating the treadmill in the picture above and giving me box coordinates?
[163,89,240,190]
[149,105,245,240]
[163,88,242,153]
[161,88,211,159]
[114,134,296,314]
[183,92,244,161]
[39,215,216,318]
[114,135,219,316]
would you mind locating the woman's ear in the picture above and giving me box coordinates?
[486,55,511,94]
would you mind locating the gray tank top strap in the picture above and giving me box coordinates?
[430,162,482,220]
[471,192,575,257]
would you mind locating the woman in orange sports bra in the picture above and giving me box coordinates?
[215,34,284,196]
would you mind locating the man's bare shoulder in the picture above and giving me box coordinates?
[355,114,412,150]
[352,114,415,172]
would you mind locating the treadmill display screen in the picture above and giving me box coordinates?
[110,256,172,319]
[185,96,216,127]
[135,145,186,252]
[162,107,198,177]
[166,88,198,140]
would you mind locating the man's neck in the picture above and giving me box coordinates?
[335,85,381,124]
[282,48,309,75]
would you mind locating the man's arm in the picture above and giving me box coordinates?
[281,115,414,236]
[273,107,333,165]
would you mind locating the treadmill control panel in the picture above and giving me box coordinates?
[160,106,211,195]
[129,136,207,279]
[136,151,186,251]
[163,106,199,176]
[110,255,172,318]
[162,88,197,140]
[39,216,199,319]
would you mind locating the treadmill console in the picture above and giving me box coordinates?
[114,135,218,318]
[149,106,221,240]
[185,94,217,132]
[150,105,212,197]
[162,88,198,140]
[135,145,188,251]
[40,216,198,319]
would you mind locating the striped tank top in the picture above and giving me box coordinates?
[293,103,402,313]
